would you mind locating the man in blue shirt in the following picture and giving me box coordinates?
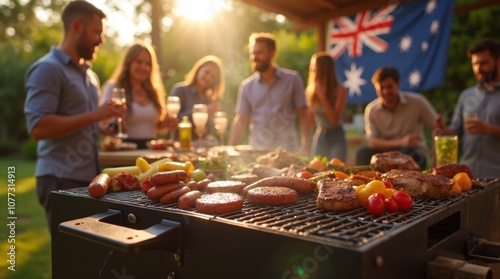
[228,32,311,155]
[435,38,500,178]
[24,0,125,231]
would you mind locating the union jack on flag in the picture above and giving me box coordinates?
[329,0,454,104]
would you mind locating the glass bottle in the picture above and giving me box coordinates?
[178,116,192,150]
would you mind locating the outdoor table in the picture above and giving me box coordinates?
[99,149,173,166]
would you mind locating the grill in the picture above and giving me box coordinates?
[51,178,500,279]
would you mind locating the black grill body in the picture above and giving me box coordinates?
[51,179,500,279]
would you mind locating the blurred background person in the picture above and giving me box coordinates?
[170,55,225,139]
[434,38,500,178]
[305,52,347,161]
[101,40,177,149]
[355,67,438,170]
[228,32,311,154]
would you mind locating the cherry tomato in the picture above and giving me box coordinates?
[384,197,399,213]
[366,193,385,216]
[295,171,314,179]
[383,181,394,189]
[392,191,413,211]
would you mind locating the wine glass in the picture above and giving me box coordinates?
[213,111,228,146]
[192,104,208,151]
[166,96,181,141]
[111,88,127,139]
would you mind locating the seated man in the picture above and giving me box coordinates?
[355,67,438,170]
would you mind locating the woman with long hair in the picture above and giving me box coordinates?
[170,55,225,139]
[305,52,347,160]
[101,40,176,148]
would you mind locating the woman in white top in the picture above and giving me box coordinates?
[101,40,176,148]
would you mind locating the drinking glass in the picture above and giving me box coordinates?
[167,96,181,141]
[111,88,127,139]
[192,104,208,150]
[213,111,228,146]
[434,135,458,166]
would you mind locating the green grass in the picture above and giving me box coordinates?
[0,157,51,279]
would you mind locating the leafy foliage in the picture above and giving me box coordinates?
[1,0,499,146]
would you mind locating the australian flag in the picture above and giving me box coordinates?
[329,0,454,104]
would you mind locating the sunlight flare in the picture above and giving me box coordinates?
[174,0,227,21]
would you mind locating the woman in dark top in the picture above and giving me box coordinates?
[170,55,225,139]
[305,52,347,161]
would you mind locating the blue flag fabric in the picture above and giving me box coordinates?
[328,0,454,104]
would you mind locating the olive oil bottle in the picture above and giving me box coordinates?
[178,116,192,150]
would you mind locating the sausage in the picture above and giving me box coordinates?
[242,176,316,196]
[197,178,211,191]
[147,182,184,200]
[150,170,188,186]
[88,174,111,198]
[177,190,202,209]
[160,186,191,204]
[185,181,199,191]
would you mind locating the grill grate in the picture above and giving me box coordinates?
[61,178,498,246]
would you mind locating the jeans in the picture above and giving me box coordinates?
[311,126,347,161]
[36,176,89,233]
[355,146,427,170]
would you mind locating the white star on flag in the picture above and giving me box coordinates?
[399,35,412,52]
[408,70,422,88]
[343,63,366,97]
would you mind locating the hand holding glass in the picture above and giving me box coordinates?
[111,88,127,139]
[464,111,478,134]
[192,104,208,150]
[213,111,228,146]
[167,96,181,140]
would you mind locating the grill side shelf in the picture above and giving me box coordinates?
[58,209,182,263]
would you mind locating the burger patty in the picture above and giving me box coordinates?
[205,180,246,194]
[246,186,298,206]
[230,173,260,186]
[196,193,243,215]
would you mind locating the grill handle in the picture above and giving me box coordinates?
[58,209,182,255]
[466,236,500,264]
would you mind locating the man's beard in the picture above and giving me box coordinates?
[77,34,95,61]
[480,61,499,83]
[253,60,271,72]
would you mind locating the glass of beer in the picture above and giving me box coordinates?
[464,111,478,134]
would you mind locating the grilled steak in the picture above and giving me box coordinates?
[316,178,359,212]
[370,151,421,173]
[382,169,454,199]
[429,164,473,180]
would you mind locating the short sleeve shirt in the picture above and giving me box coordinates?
[235,67,306,151]
[364,92,437,155]
[449,83,500,178]
[24,47,101,182]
